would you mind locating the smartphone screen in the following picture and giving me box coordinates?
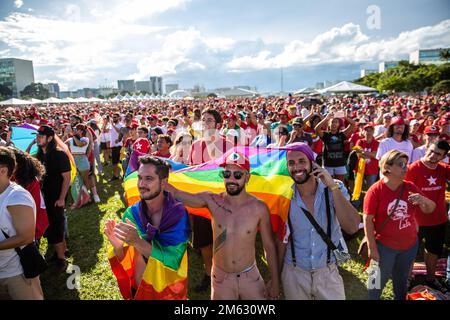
[334,110,345,118]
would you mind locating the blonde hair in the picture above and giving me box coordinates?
[379,150,408,175]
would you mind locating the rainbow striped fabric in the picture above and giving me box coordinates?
[123,146,294,240]
[109,192,190,300]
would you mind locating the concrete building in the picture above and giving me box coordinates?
[150,77,163,95]
[135,80,150,93]
[0,58,35,98]
[165,83,179,95]
[410,48,450,65]
[117,80,135,93]
[360,69,377,78]
[379,61,399,72]
[43,83,60,98]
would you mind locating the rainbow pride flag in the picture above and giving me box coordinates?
[123,146,294,240]
[108,194,190,300]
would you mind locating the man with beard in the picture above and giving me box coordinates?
[276,142,359,300]
[376,117,413,164]
[104,156,190,299]
[167,152,280,300]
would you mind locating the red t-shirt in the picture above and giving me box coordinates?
[26,179,48,240]
[304,126,323,154]
[349,132,364,147]
[405,161,450,226]
[364,180,421,250]
[355,139,380,175]
[152,151,171,158]
[133,138,150,154]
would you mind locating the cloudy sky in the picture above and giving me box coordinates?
[0,0,449,93]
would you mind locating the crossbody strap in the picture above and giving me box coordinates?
[324,188,332,263]
[1,229,23,256]
[287,211,297,267]
[376,183,405,235]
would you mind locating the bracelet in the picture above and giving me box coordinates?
[329,183,340,191]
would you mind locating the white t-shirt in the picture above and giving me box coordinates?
[69,137,89,155]
[374,125,388,138]
[0,183,36,279]
[100,124,111,143]
[109,122,124,148]
[376,137,414,163]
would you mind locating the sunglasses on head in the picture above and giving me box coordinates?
[220,170,245,180]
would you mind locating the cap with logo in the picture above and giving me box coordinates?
[33,125,55,137]
[219,152,250,172]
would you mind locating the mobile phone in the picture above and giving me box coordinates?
[334,110,345,118]
[183,106,188,116]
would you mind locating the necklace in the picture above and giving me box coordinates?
[210,194,233,214]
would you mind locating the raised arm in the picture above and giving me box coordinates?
[166,183,210,208]
[315,113,332,139]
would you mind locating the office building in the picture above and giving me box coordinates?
[409,48,450,65]
[135,80,150,92]
[117,80,135,92]
[150,76,163,95]
[379,61,399,72]
[43,83,60,98]
[0,58,34,98]
[165,83,179,95]
[360,69,377,78]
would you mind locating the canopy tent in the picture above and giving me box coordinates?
[144,94,152,100]
[29,98,43,104]
[88,97,104,103]
[320,81,377,94]
[72,97,90,103]
[293,87,321,96]
[0,98,32,106]
[122,93,132,101]
[41,97,63,104]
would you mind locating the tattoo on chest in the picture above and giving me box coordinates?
[214,229,227,254]
[209,194,232,214]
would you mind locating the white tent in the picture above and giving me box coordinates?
[88,97,104,103]
[294,87,321,95]
[73,97,90,103]
[320,81,377,94]
[29,98,44,104]
[122,93,132,101]
[0,98,31,106]
[42,97,63,103]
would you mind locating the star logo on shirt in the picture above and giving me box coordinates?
[135,142,142,150]
[427,176,437,186]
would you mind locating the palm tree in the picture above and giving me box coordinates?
[439,49,450,61]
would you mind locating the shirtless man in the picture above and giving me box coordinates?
[167,152,280,300]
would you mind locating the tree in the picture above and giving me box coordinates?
[431,80,450,94]
[0,84,12,100]
[120,91,130,96]
[439,49,450,61]
[97,94,105,99]
[20,83,50,100]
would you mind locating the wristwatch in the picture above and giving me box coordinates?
[329,183,340,191]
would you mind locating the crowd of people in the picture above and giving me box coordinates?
[0,92,449,300]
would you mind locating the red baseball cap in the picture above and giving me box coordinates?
[278,109,289,116]
[423,126,440,135]
[227,113,237,120]
[219,152,250,172]
[364,123,375,130]
[421,105,430,111]
[411,105,420,111]
[390,117,406,126]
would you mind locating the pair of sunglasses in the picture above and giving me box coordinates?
[220,170,245,180]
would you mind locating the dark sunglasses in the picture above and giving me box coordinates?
[220,170,245,180]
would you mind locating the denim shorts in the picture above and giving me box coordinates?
[324,165,347,176]
[74,155,90,172]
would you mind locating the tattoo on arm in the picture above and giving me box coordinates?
[209,194,232,214]
[214,229,227,254]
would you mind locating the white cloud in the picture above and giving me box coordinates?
[14,0,23,9]
[227,20,450,72]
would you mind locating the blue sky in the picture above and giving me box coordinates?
[0,0,449,92]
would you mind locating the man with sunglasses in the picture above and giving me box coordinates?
[405,140,450,293]
[167,152,280,300]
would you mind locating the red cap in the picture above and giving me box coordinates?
[364,123,375,130]
[411,105,420,111]
[219,152,250,172]
[424,126,440,134]
[421,105,430,111]
[278,109,289,116]
[390,117,406,126]
[227,113,237,120]
[131,120,139,129]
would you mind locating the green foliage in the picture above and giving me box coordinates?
[20,82,50,100]
[432,80,450,94]
[355,61,450,93]
[0,84,12,100]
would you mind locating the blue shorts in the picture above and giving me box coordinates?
[324,165,347,176]
[74,155,90,172]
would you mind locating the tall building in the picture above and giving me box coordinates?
[117,80,135,92]
[379,61,399,72]
[135,80,150,92]
[43,83,60,98]
[410,48,450,65]
[150,76,163,95]
[0,58,34,98]
[360,69,377,78]
[165,83,179,95]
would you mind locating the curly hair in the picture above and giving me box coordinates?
[11,147,46,187]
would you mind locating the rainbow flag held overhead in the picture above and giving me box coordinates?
[108,193,190,300]
[123,146,295,241]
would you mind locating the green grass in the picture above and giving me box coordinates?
[38,163,394,300]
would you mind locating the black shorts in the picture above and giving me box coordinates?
[418,223,447,255]
[100,142,110,151]
[111,146,122,165]
[192,215,213,249]
[44,205,66,245]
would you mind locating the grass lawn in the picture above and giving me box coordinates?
[38,163,394,300]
